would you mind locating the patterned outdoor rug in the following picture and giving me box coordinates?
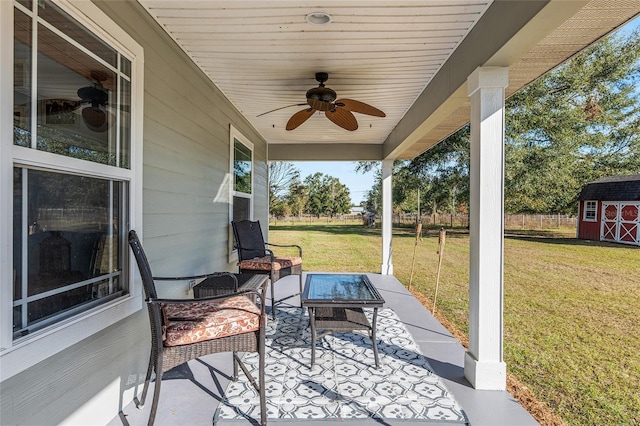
[214,307,468,423]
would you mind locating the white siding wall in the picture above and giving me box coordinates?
[0,1,268,424]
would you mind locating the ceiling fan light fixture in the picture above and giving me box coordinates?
[82,106,107,129]
[305,12,332,25]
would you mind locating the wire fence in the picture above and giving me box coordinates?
[504,213,577,230]
[395,213,576,230]
[271,213,577,230]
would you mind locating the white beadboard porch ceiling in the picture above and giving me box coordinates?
[137,0,640,159]
[138,0,492,145]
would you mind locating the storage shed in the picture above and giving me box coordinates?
[577,174,640,245]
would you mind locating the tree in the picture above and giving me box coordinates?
[358,161,429,215]
[361,174,381,214]
[355,162,382,213]
[268,161,300,214]
[358,129,470,217]
[286,182,308,218]
[324,176,352,217]
[304,173,326,217]
[304,172,352,217]
[270,200,291,219]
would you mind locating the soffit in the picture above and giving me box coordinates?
[136,0,639,160]
[137,0,492,146]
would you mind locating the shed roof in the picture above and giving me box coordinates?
[578,174,640,201]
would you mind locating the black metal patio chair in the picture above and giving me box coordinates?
[231,220,302,319]
[128,230,267,426]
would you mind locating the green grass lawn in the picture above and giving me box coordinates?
[269,221,640,426]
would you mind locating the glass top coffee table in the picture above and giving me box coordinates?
[301,273,385,368]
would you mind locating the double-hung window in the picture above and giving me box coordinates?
[228,125,253,260]
[2,0,143,378]
[584,200,597,222]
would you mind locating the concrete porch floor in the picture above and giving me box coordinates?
[110,273,538,426]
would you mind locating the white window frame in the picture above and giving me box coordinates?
[228,125,254,262]
[0,0,144,381]
[583,200,598,222]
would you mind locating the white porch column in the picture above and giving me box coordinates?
[464,67,508,390]
[380,159,393,275]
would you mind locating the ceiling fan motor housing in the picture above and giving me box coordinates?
[306,86,336,111]
[77,85,109,109]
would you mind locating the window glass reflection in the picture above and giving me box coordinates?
[13,168,126,337]
[16,0,32,10]
[233,196,251,222]
[37,0,117,67]
[121,56,131,78]
[14,9,32,147]
[119,77,131,169]
[234,140,252,194]
[13,168,23,302]
[37,23,118,165]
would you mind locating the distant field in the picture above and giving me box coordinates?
[269,221,640,426]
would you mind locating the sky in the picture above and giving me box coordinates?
[293,161,376,205]
[291,16,640,206]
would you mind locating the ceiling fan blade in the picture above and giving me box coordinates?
[257,103,307,117]
[325,108,358,131]
[43,99,83,114]
[286,108,315,130]
[335,99,386,117]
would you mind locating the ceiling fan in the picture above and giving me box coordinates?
[260,72,385,131]
[76,70,110,131]
[42,71,111,132]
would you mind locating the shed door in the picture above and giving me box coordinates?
[601,202,639,246]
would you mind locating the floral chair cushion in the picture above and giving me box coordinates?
[238,256,302,271]
[161,296,261,347]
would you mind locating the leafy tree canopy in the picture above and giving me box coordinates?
[267,166,352,218]
[304,172,352,217]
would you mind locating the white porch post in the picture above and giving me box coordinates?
[381,159,393,275]
[464,67,508,390]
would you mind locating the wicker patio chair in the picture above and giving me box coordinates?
[128,230,267,426]
[231,220,302,319]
